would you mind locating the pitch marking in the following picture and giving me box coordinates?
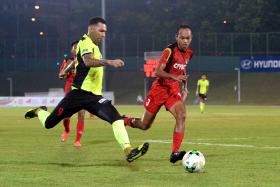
[144,139,280,150]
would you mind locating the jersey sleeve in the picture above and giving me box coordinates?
[197,80,200,86]
[158,48,172,64]
[79,39,94,56]
[207,80,210,86]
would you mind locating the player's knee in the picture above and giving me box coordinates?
[78,113,85,120]
[141,121,152,130]
[44,123,53,129]
[142,125,151,130]
[95,101,122,124]
[44,120,56,129]
[176,111,186,122]
[64,118,70,121]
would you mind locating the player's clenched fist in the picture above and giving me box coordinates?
[109,59,125,68]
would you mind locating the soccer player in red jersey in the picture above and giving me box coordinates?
[59,41,85,147]
[124,24,193,163]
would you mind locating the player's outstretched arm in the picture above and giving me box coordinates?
[58,61,66,79]
[63,60,75,74]
[59,60,76,79]
[83,53,124,68]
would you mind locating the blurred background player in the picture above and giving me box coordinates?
[58,41,85,147]
[24,17,149,162]
[124,24,192,164]
[196,74,209,113]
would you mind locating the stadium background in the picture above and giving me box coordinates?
[0,0,280,105]
[0,1,280,187]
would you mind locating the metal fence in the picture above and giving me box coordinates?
[1,32,280,105]
[1,32,280,71]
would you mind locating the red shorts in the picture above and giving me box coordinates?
[144,82,182,113]
[64,81,72,95]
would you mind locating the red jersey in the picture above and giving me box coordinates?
[59,57,75,84]
[144,43,193,113]
[155,43,193,86]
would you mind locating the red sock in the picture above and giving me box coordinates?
[172,131,184,153]
[63,118,70,133]
[75,120,84,142]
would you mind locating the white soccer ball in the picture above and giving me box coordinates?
[182,150,206,173]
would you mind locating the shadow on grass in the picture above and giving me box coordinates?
[84,139,113,145]
[0,160,141,171]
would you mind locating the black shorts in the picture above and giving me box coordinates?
[198,94,207,101]
[44,89,122,129]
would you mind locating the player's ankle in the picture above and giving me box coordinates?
[124,146,133,156]
[34,108,42,115]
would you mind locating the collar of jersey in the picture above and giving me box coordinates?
[83,34,98,47]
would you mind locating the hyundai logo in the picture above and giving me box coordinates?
[241,59,253,70]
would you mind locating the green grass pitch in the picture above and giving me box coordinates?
[0,105,279,187]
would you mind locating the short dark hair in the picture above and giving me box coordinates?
[201,73,207,77]
[71,40,79,47]
[88,17,106,26]
[176,24,192,35]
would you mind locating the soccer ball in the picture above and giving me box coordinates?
[182,150,205,173]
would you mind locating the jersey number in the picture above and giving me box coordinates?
[145,98,151,106]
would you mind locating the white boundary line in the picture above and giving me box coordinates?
[144,139,280,150]
[186,137,272,141]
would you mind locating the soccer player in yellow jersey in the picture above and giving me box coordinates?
[196,74,209,113]
[24,17,149,162]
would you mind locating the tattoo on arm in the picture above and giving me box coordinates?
[83,53,110,67]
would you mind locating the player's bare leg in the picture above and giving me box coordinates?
[169,101,187,163]
[73,110,85,147]
[124,110,156,130]
[60,118,71,142]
